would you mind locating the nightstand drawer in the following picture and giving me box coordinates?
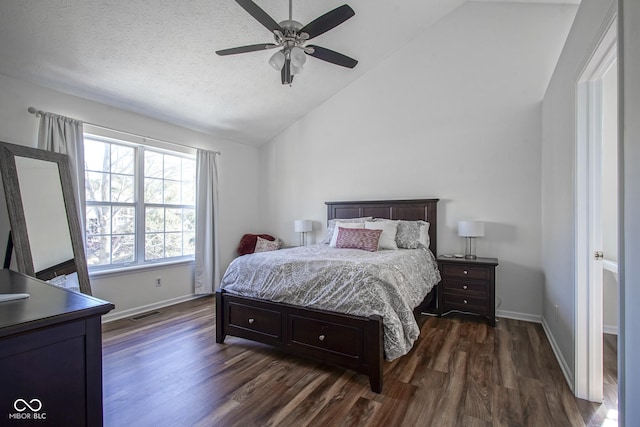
[441,278,487,294]
[442,294,488,314]
[441,264,488,280]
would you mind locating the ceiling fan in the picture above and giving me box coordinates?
[216,0,358,85]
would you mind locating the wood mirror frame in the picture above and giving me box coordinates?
[0,141,91,295]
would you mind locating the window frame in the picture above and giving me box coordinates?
[83,133,196,272]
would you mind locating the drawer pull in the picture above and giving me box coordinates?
[463,285,468,290]
[463,270,468,275]
[319,335,325,341]
[464,300,468,304]
[248,318,255,324]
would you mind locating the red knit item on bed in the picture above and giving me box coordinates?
[237,234,276,256]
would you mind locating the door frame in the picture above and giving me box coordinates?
[575,16,617,402]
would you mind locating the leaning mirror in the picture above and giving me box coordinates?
[0,141,92,295]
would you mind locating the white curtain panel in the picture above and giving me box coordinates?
[194,150,220,294]
[36,112,86,233]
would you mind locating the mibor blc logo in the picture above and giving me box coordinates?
[8,398,46,421]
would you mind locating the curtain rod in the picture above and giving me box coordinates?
[27,107,220,155]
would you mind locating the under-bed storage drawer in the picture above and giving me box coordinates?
[287,315,362,362]
[227,301,282,341]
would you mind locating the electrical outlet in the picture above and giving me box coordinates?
[155,277,162,287]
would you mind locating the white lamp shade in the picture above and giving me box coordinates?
[294,220,312,233]
[458,220,485,237]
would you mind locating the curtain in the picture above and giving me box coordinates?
[194,150,220,294]
[36,112,85,232]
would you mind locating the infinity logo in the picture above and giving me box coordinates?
[14,399,42,412]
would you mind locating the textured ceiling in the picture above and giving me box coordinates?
[0,0,577,146]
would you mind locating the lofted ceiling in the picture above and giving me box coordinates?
[0,0,578,146]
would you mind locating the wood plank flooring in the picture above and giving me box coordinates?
[101,297,616,427]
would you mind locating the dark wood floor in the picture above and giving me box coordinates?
[101,297,617,427]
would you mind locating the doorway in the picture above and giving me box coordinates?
[575,17,618,406]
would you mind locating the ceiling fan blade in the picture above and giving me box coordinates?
[235,0,283,33]
[307,45,358,68]
[216,43,278,56]
[281,58,294,85]
[300,5,355,40]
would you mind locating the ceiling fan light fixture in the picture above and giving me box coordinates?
[269,50,285,70]
[291,64,304,75]
[290,46,306,67]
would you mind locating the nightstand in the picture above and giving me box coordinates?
[437,256,498,326]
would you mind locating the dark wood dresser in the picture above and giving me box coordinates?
[0,269,114,426]
[437,256,498,326]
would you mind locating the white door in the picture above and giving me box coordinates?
[575,18,617,402]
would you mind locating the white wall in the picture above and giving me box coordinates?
[259,2,577,319]
[0,73,260,320]
[541,0,616,387]
[620,0,640,421]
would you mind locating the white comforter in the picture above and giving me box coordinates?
[220,244,441,360]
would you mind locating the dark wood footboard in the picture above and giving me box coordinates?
[216,288,384,392]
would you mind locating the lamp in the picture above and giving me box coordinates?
[294,220,312,246]
[458,221,485,260]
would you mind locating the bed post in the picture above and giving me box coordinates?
[367,315,383,393]
[215,289,226,343]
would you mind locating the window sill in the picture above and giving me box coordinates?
[89,259,195,279]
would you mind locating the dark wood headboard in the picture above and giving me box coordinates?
[326,199,439,255]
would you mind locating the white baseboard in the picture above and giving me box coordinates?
[496,309,542,324]
[603,324,619,335]
[541,317,574,393]
[102,294,201,323]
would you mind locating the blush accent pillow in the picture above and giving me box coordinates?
[329,222,365,247]
[365,221,399,250]
[335,227,383,252]
[322,217,373,244]
[254,236,282,253]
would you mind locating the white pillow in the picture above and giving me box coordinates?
[365,221,399,250]
[419,221,431,248]
[329,222,365,247]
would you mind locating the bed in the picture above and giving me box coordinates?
[215,199,440,393]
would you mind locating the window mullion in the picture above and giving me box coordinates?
[136,146,146,264]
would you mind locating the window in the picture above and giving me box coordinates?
[84,134,196,269]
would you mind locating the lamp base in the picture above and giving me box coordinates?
[464,237,478,260]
